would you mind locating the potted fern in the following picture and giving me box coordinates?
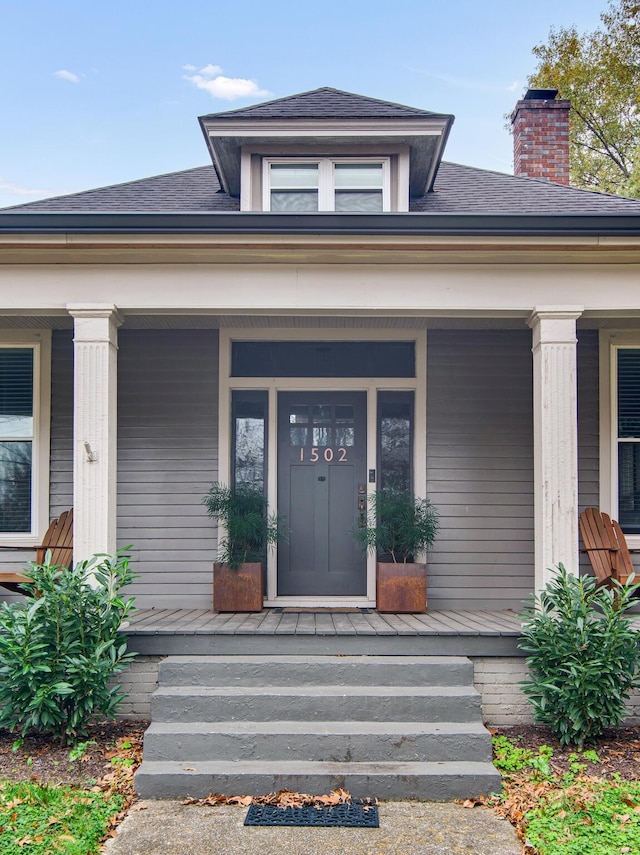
[354,488,439,613]
[203,483,283,612]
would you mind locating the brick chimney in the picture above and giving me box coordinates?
[511,88,570,185]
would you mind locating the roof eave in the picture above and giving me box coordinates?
[2,211,640,237]
[198,116,455,197]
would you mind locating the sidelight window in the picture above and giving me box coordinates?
[232,391,268,493]
[377,392,413,493]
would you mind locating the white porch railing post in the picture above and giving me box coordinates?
[528,307,583,593]
[68,304,121,563]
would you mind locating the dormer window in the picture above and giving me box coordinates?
[264,158,389,212]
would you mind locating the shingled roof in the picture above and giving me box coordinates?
[199,87,450,120]
[5,161,640,215]
[4,84,640,218]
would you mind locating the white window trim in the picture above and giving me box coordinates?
[0,330,51,544]
[262,157,391,212]
[219,328,426,607]
[599,330,640,548]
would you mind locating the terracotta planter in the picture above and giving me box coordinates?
[376,562,427,613]
[213,562,263,612]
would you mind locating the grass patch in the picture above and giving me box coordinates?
[0,779,122,855]
[526,779,640,855]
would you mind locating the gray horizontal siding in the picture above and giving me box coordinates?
[116,330,218,608]
[426,330,534,609]
[49,330,73,516]
[577,331,600,575]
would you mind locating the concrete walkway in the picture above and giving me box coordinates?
[103,800,523,855]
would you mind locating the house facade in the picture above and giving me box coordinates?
[1,86,640,615]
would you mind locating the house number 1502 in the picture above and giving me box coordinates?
[300,447,348,462]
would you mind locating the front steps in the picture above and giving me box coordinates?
[134,654,501,800]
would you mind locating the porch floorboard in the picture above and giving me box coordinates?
[124,608,526,657]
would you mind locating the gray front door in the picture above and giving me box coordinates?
[277,392,367,596]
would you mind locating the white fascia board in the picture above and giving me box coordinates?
[202,118,449,137]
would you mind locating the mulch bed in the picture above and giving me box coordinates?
[494,724,640,780]
[0,719,147,789]
[0,721,639,788]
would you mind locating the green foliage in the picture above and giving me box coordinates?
[492,734,534,772]
[68,740,96,762]
[519,564,640,747]
[0,779,122,855]
[529,0,640,197]
[526,779,640,855]
[529,745,554,780]
[493,735,554,780]
[353,488,439,564]
[0,550,137,744]
[203,482,284,570]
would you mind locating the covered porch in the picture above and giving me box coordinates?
[0,306,623,611]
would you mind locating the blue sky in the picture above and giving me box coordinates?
[0,0,608,208]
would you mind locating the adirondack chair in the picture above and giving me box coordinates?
[0,509,73,593]
[579,507,638,587]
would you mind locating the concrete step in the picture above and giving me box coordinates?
[158,654,474,687]
[151,684,483,723]
[142,720,493,763]
[134,759,502,801]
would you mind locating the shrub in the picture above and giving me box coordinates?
[0,549,137,744]
[203,483,283,570]
[353,489,439,563]
[519,563,640,747]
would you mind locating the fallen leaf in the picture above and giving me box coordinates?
[228,796,253,807]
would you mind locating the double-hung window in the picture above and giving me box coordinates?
[265,158,389,212]
[0,334,50,539]
[0,348,35,533]
[616,348,640,533]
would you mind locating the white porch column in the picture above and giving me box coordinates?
[68,304,121,562]
[527,307,583,593]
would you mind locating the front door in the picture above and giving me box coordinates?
[277,392,367,597]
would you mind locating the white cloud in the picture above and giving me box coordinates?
[182,64,197,72]
[53,69,79,83]
[506,80,521,93]
[183,63,269,101]
[198,64,223,76]
[0,178,48,197]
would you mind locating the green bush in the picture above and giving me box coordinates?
[203,482,283,570]
[519,564,640,747]
[0,549,137,744]
[353,488,439,563]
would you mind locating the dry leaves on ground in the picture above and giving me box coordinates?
[183,787,378,808]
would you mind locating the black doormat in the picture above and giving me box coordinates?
[244,801,379,827]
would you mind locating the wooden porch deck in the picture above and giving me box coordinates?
[125,608,525,656]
